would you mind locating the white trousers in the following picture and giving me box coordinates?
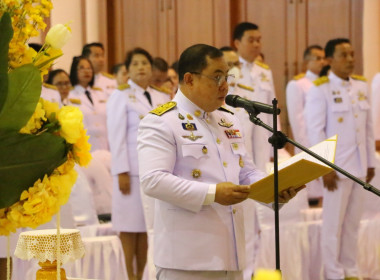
[156,267,243,280]
[140,188,156,280]
[321,178,364,279]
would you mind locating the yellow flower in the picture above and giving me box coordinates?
[19,100,47,134]
[73,129,92,166]
[45,23,71,49]
[41,98,59,121]
[57,106,84,143]
[253,269,281,280]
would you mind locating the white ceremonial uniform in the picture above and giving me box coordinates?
[94,72,117,98]
[106,80,168,233]
[286,70,323,199]
[236,57,276,172]
[137,89,266,278]
[226,84,260,280]
[305,72,376,279]
[68,85,109,151]
[40,83,61,106]
[371,72,380,140]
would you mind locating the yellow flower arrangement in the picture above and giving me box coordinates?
[0,1,91,236]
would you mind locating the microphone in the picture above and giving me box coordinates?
[225,95,280,115]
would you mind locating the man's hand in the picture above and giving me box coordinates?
[366,167,375,183]
[323,171,339,191]
[118,172,130,195]
[278,185,305,203]
[215,182,250,206]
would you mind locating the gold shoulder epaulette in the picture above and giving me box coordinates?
[101,72,115,79]
[255,60,270,70]
[43,83,57,90]
[351,74,367,82]
[294,73,305,81]
[150,84,171,95]
[218,106,234,115]
[313,76,329,86]
[150,101,177,116]
[69,98,81,104]
[237,83,254,92]
[92,86,103,91]
[118,84,130,90]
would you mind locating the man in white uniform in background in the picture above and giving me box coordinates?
[286,45,325,206]
[233,22,276,172]
[137,44,301,280]
[82,42,117,97]
[305,38,375,280]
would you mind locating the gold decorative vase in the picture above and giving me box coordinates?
[36,260,67,280]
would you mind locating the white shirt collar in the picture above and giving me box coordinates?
[174,89,207,119]
[305,70,319,82]
[329,71,351,87]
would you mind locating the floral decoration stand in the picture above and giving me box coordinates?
[14,229,85,280]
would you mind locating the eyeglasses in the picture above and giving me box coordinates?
[190,72,235,86]
[54,81,71,87]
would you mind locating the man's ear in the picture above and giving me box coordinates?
[183,72,194,86]
[234,39,240,50]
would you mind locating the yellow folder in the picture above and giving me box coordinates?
[249,135,337,203]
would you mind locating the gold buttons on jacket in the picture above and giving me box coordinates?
[232,143,239,150]
[187,114,193,120]
[223,161,228,167]
[337,117,343,123]
[232,208,237,214]
[239,156,244,168]
[202,146,208,154]
[216,138,221,144]
[194,110,201,117]
[192,169,201,179]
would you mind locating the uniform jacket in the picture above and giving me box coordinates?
[305,71,375,178]
[137,89,266,271]
[107,80,170,177]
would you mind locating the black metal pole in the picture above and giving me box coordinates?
[272,99,281,271]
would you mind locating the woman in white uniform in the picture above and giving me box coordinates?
[107,48,168,280]
[69,56,109,151]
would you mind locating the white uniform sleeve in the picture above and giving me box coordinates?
[106,90,130,175]
[137,114,210,213]
[305,85,327,146]
[365,83,376,168]
[371,73,380,141]
[286,80,308,146]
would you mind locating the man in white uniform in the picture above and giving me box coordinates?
[233,22,276,172]
[305,38,375,280]
[286,45,325,205]
[82,42,117,97]
[371,72,380,150]
[137,44,300,280]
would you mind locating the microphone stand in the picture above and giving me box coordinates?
[246,98,380,272]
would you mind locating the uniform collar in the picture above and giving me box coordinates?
[329,71,351,87]
[128,79,149,94]
[305,70,319,82]
[174,89,208,119]
[74,84,91,92]
[239,56,254,69]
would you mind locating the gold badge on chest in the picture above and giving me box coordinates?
[218,118,233,128]
[192,169,201,179]
[182,132,203,141]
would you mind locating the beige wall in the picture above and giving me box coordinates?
[363,0,380,85]
[46,1,380,82]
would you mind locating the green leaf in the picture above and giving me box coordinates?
[0,12,13,113]
[35,53,63,70]
[0,64,42,131]
[0,131,68,209]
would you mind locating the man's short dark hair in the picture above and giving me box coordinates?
[324,38,350,58]
[152,57,169,72]
[124,47,153,70]
[82,42,104,58]
[178,44,223,83]
[69,56,95,87]
[171,61,179,74]
[219,46,235,52]
[303,45,323,60]
[233,22,259,41]
[46,69,69,84]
